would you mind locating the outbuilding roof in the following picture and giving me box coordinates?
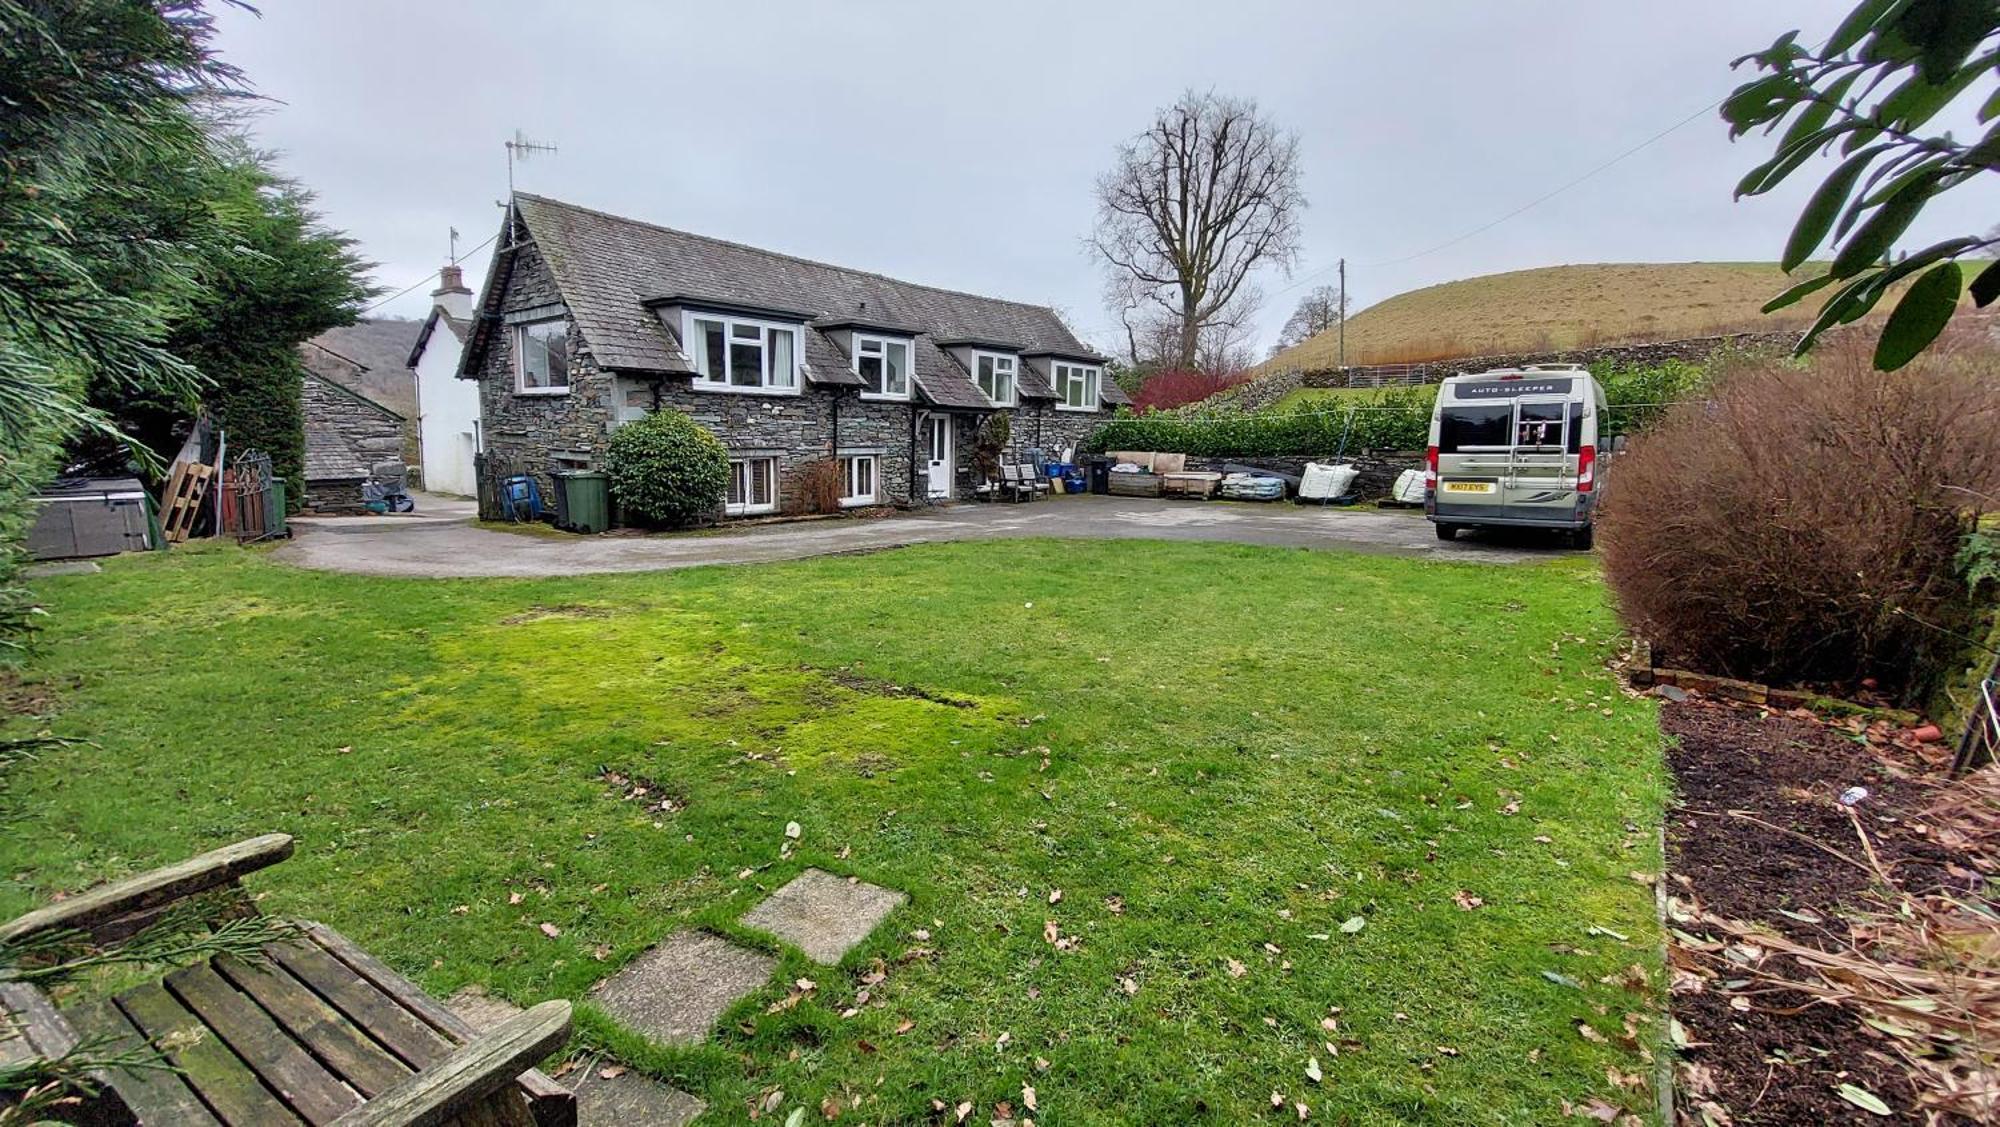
[468,194,1127,409]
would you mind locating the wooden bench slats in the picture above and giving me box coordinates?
[116,980,306,1126]
[212,953,414,1098]
[65,997,222,1126]
[303,923,573,1126]
[270,941,455,1070]
[165,961,362,1125]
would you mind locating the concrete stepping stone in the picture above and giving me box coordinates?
[740,868,907,965]
[446,986,706,1126]
[590,931,777,1045]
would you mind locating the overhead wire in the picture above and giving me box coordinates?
[358,230,499,315]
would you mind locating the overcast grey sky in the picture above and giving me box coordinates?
[214,0,1993,356]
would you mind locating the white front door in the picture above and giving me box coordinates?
[923,414,953,499]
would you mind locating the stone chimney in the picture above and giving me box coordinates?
[430,263,473,321]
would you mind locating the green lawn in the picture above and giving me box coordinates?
[1268,386,1401,412]
[0,540,1665,1124]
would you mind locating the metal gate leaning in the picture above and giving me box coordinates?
[219,450,288,542]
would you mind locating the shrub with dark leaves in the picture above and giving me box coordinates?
[1599,335,2000,700]
[605,409,729,528]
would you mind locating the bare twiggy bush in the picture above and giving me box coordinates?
[1599,332,2000,698]
[793,458,843,515]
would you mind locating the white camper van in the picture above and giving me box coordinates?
[1425,364,1607,548]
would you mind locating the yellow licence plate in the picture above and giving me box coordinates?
[1443,481,1495,494]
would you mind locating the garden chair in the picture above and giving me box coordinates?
[1019,464,1052,498]
[0,834,576,1126]
[998,464,1034,503]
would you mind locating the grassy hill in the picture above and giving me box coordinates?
[1263,262,1835,371]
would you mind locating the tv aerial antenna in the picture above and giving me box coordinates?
[503,129,558,199]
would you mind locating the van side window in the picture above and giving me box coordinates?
[1567,403,1584,453]
[1439,405,1511,451]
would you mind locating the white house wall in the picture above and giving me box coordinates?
[415,331,480,496]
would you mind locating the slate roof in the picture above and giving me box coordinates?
[302,320,422,417]
[492,193,1120,410]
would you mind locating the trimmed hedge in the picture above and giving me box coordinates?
[606,409,730,528]
[1084,360,1707,457]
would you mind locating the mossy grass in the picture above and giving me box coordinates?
[2,540,1666,1123]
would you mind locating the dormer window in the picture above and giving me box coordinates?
[854,335,911,399]
[686,312,800,393]
[1052,361,1100,411]
[974,352,1017,406]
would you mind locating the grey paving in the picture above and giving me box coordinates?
[740,868,907,965]
[447,985,707,1126]
[590,931,777,1046]
[567,1066,706,1126]
[276,493,1571,578]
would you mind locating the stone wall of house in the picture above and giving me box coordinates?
[474,238,1127,514]
[303,477,366,514]
[476,239,619,506]
[641,380,916,511]
[302,371,404,512]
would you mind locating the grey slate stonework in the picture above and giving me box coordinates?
[464,195,1126,519]
[302,370,404,514]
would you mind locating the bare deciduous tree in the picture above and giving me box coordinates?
[1271,284,1346,357]
[1092,90,1304,371]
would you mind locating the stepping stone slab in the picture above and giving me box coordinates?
[740,868,907,965]
[446,987,706,1126]
[569,1067,705,1126]
[591,931,776,1045]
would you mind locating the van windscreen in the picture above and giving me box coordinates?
[1439,404,1511,450]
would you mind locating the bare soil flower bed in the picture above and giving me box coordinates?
[1662,696,1993,1125]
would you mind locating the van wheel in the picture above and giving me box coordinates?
[1434,523,1458,542]
[1570,524,1594,550]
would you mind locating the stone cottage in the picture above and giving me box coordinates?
[299,362,405,513]
[457,193,1127,517]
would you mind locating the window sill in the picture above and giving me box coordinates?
[691,382,800,397]
[1055,402,1099,413]
[725,504,778,517]
[515,386,571,397]
[857,391,912,403]
[839,496,878,509]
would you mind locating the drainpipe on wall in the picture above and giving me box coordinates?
[908,402,919,502]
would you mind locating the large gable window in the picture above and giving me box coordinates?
[1053,362,1100,411]
[974,352,1017,406]
[515,318,571,394]
[687,313,799,393]
[854,336,911,399]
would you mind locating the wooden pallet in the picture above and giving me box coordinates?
[160,461,214,543]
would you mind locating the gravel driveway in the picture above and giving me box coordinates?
[276,494,1574,578]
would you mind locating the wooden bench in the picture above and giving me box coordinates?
[0,835,577,1127]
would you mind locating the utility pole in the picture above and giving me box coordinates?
[1337,257,1347,370]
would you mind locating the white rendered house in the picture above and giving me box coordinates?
[408,264,481,496]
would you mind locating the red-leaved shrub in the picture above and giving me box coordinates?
[1599,334,2000,700]
[1131,368,1252,412]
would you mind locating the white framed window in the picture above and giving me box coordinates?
[839,454,878,507]
[1053,362,1100,411]
[727,456,778,515]
[853,335,911,399]
[515,318,571,394]
[686,312,800,394]
[974,351,1017,406]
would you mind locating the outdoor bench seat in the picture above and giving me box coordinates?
[0,835,576,1127]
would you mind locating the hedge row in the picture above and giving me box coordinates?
[1083,360,1707,457]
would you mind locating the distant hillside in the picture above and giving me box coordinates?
[1263,262,1834,372]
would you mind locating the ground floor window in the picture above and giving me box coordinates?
[727,456,777,515]
[840,454,878,507]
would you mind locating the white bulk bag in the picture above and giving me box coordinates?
[1299,461,1359,500]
